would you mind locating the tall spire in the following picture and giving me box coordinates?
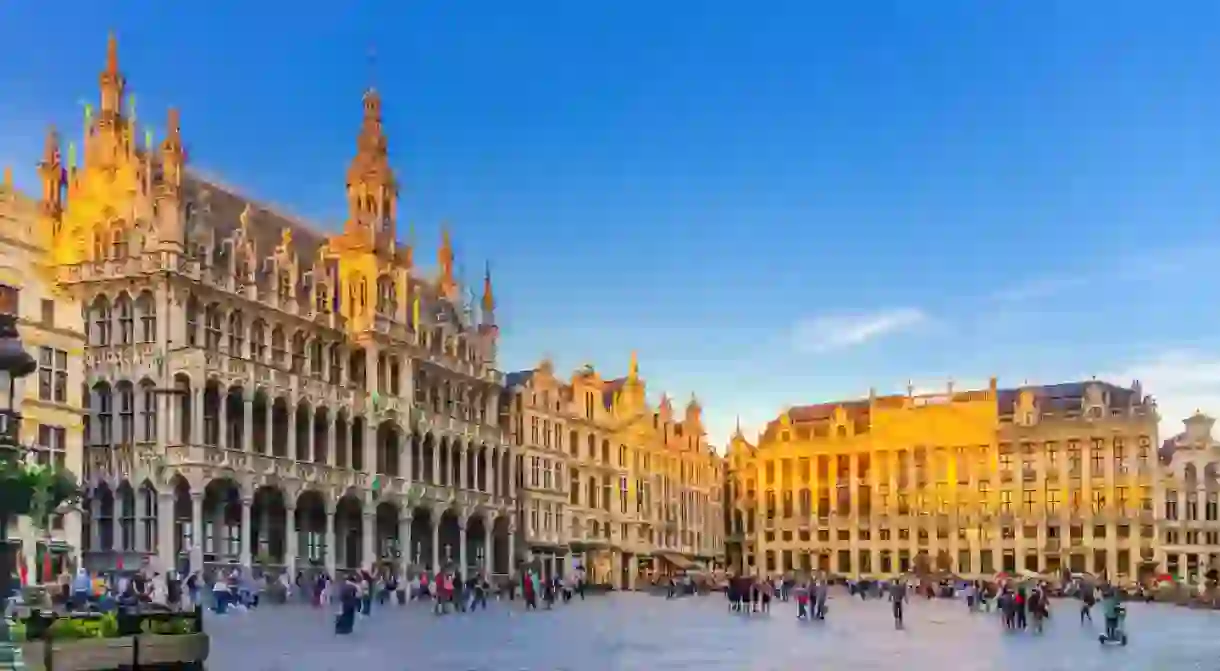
[481,261,496,314]
[98,32,126,122]
[345,87,397,247]
[628,351,639,382]
[437,227,457,298]
[160,107,184,188]
[37,127,64,215]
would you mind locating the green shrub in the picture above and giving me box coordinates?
[140,617,196,636]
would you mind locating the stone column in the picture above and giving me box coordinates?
[157,491,176,574]
[458,445,467,491]
[506,520,517,574]
[240,497,253,568]
[399,514,412,577]
[287,403,297,461]
[190,492,204,573]
[191,388,204,446]
[285,503,298,577]
[242,395,254,453]
[483,522,493,576]
[431,520,440,572]
[432,442,441,486]
[111,502,122,556]
[364,421,376,476]
[508,449,517,499]
[263,401,272,457]
[218,391,229,449]
[458,518,468,579]
[324,507,337,576]
[362,510,375,570]
[327,416,337,467]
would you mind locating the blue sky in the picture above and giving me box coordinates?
[4,0,1220,446]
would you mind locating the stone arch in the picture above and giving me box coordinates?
[271,396,290,457]
[334,409,350,468]
[312,406,330,464]
[225,384,245,449]
[88,294,112,346]
[171,373,192,444]
[409,505,433,571]
[252,485,287,565]
[375,500,401,570]
[114,291,134,345]
[449,437,463,487]
[294,399,311,461]
[465,510,488,577]
[376,420,400,476]
[336,493,365,570]
[421,432,436,484]
[491,514,511,575]
[351,415,367,472]
[437,506,462,573]
[250,388,270,455]
[438,434,451,487]
[295,489,329,571]
[202,379,223,446]
[203,476,244,562]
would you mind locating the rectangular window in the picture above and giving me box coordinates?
[0,285,18,316]
[35,424,67,470]
[38,347,68,403]
[40,299,54,327]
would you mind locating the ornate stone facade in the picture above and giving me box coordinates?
[504,354,725,588]
[34,34,521,579]
[726,379,1161,581]
[0,168,88,580]
[1157,412,1220,580]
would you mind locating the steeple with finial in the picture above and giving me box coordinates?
[437,227,458,299]
[154,106,186,252]
[98,32,125,125]
[37,127,64,219]
[481,261,496,325]
[345,85,397,251]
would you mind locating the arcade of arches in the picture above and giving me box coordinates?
[83,474,516,577]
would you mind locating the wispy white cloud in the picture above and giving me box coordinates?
[989,243,1216,305]
[1098,350,1220,440]
[792,308,927,354]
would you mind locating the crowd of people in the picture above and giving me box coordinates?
[718,573,1134,640]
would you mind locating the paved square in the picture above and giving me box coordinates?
[204,592,1220,670]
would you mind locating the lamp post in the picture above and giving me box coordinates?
[0,311,40,670]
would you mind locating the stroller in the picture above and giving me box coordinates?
[1098,605,1128,646]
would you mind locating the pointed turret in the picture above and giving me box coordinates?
[481,261,496,319]
[345,88,397,249]
[154,108,185,252]
[37,127,64,217]
[628,351,639,382]
[98,32,126,124]
[160,108,184,188]
[437,227,457,298]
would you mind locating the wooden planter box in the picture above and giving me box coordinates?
[19,633,209,671]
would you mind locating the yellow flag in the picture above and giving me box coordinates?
[412,293,421,331]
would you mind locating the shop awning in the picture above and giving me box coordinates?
[658,552,697,571]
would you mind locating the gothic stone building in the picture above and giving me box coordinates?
[38,35,520,578]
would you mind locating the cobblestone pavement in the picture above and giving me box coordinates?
[204,591,1220,671]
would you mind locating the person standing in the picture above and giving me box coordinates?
[889,578,908,628]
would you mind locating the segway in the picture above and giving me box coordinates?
[1098,606,1128,646]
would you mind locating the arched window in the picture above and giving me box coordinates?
[250,320,267,361]
[204,303,222,350]
[136,291,156,343]
[116,293,133,345]
[184,295,199,347]
[91,296,111,347]
[117,381,135,445]
[270,326,286,368]
[139,380,157,443]
[228,311,245,356]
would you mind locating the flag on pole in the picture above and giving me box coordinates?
[145,128,153,152]
[412,294,421,331]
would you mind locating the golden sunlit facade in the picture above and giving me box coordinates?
[1157,413,1220,580]
[503,355,725,588]
[25,34,524,579]
[725,379,1160,581]
[0,172,88,579]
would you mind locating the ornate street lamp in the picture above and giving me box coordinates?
[0,312,76,669]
